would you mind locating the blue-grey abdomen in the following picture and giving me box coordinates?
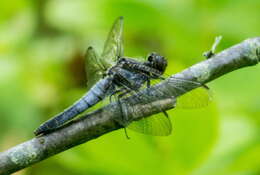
[34,77,113,135]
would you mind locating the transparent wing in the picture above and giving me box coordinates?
[117,74,211,136]
[85,46,105,91]
[118,80,173,136]
[127,112,172,136]
[101,16,124,68]
[176,86,212,108]
[167,77,212,109]
[126,77,211,135]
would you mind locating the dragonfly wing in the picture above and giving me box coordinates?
[101,16,124,68]
[85,46,105,91]
[127,112,172,136]
[168,77,212,109]
[176,86,212,108]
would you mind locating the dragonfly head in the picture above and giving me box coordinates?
[146,52,167,75]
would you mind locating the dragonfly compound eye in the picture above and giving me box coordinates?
[158,56,167,73]
[119,58,126,62]
[147,52,157,62]
[147,53,167,73]
[148,55,153,62]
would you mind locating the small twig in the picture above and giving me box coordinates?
[203,36,222,59]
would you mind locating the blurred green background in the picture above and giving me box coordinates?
[1,0,260,175]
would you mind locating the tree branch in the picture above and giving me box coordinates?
[1,37,260,175]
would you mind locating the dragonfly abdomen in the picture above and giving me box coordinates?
[34,77,113,136]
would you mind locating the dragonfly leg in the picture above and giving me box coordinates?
[109,88,126,103]
[116,90,132,139]
[146,79,151,88]
[116,88,132,123]
[162,110,169,118]
[124,127,130,139]
[203,36,222,59]
[110,74,135,137]
[256,48,260,58]
[146,79,152,96]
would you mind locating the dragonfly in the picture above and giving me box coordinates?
[34,17,211,136]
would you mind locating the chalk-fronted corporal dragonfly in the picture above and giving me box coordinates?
[34,17,211,136]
